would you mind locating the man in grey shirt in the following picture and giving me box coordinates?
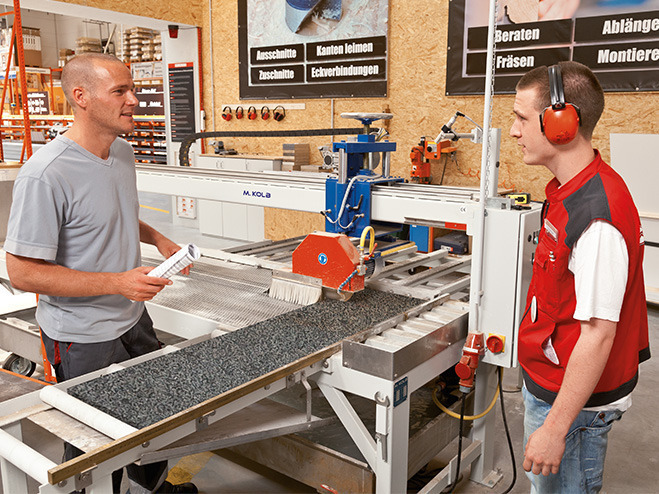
[4,53,196,494]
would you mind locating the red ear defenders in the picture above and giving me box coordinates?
[247,106,258,120]
[261,106,270,120]
[235,106,244,119]
[540,65,581,145]
[273,105,285,121]
[221,106,232,121]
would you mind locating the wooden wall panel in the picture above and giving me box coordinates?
[60,0,203,25]
[199,0,656,240]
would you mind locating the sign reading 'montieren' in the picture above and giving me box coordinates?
[446,1,659,95]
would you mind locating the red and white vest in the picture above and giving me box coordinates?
[519,151,650,407]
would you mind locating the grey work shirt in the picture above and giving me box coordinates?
[4,134,144,343]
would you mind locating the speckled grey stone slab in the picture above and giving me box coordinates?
[68,290,423,429]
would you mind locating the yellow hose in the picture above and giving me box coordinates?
[380,241,416,257]
[360,226,375,255]
[432,368,501,420]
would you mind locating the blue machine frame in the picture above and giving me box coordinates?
[325,133,402,237]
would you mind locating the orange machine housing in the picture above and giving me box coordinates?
[292,232,364,293]
[410,138,456,184]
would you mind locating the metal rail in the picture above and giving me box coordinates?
[135,164,482,229]
[177,128,364,167]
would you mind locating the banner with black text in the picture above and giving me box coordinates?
[238,0,388,99]
[447,0,659,95]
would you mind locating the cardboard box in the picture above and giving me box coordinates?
[0,47,12,71]
[25,72,43,90]
[0,29,42,68]
[23,49,42,67]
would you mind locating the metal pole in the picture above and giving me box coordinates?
[468,0,498,335]
[208,0,215,130]
[0,22,15,162]
[0,427,56,486]
[40,387,138,439]
[13,0,33,161]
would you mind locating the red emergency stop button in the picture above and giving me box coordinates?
[486,334,505,354]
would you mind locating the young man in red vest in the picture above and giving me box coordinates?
[510,61,650,493]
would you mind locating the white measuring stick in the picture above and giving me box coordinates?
[147,243,200,279]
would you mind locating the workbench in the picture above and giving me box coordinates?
[1,299,470,493]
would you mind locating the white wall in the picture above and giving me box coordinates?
[11,9,59,68]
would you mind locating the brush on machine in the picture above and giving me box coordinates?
[269,227,385,304]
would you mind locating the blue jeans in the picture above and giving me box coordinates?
[522,386,624,494]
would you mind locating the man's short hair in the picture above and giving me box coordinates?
[516,61,605,140]
[61,53,126,110]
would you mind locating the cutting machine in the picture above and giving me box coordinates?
[0,112,540,493]
[131,95,542,492]
[0,3,538,489]
[0,111,540,494]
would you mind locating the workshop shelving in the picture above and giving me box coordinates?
[0,0,34,162]
[126,116,167,164]
[0,114,168,165]
[129,74,166,164]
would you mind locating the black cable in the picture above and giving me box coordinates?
[439,153,449,185]
[177,127,364,167]
[447,392,467,493]
[498,367,517,494]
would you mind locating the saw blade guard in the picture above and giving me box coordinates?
[292,231,364,295]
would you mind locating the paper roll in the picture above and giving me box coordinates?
[148,243,200,279]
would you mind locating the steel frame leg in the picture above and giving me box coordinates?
[317,382,377,469]
[317,380,410,494]
[0,422,29,494]
[375,384,409,494]
[469,363,503,488]
[87,474,113,494]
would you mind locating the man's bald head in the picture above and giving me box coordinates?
[61,53,128,111]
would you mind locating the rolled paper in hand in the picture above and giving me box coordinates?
[147,243,200,279]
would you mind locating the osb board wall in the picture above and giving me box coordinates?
[65,0,657,240]
[59,0,203,26]
[200,0,658,240]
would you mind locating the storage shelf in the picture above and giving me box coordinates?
[1,115,168,165]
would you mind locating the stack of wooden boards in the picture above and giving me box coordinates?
[282,143,318,172]
[122,27,162,63]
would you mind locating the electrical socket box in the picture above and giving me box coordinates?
[480,203,541,368]
[176,196,196,219]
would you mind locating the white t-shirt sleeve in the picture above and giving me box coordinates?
[568,220,628,322]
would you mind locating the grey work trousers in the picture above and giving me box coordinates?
[41,309,167,493]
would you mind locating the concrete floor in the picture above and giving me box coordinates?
[1,194,658,493]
